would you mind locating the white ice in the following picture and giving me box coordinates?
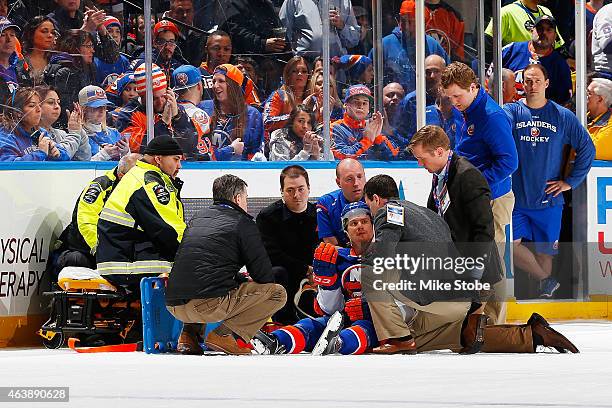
[0,321,611,408]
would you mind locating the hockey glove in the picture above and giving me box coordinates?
[312,242,339,288]
[344,297,371,322]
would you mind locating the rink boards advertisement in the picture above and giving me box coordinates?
[587,164,612,296]
[0,161,430,346]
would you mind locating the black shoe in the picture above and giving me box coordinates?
[312,311,344,356]
[460,314,488,354]
[250,330,286,355]
[528,313,579,353]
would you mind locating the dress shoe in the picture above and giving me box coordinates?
[177,330,204,355]
[372,337,417,355]
[528,313,579,353]
[460,314,488,354]
[205,330,252,355]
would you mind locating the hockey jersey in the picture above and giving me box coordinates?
[503,100,595,209]
[315,247,362,316]
[331,113,399,161]
[425,1,465,61]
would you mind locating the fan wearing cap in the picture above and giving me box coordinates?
[135,20,187,86]
[368,0,449,93]
[106,72,138,111]
[115,63,190,153]
[0,17,22,95]
[77,85,128,161]
[498,15,572,105]
[334,54,373,87]
[331,85,398,161]
[172,64,213,161]
[94,16,131,85]
[198,63,264,161]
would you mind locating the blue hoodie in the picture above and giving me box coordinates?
[503,100,595,209]
[368,27,450,93]
[0,127,70,161]
[455,87,518,199]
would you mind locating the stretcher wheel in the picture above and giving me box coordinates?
[42,332,65,349]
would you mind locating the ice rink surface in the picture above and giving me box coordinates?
[0,321,611,408]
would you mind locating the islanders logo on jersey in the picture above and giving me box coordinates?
[531,127,540,137]
[467,124,475,136]
[342,264,362,299]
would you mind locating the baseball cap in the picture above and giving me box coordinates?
[134,63,167,95]
[534,15,556,28]
[343,84,374,104]
[214,64,247,89]
[399,0,415,17]
[78,85,110,108]
[154,20,179,38]
[0,17,20,34]
[338,55,372,80]
[353,6,368,18]
[173,65,201,91]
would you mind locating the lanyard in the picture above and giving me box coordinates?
[515,1,543,23]
[432,151,453,215]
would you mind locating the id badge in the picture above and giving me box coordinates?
[440,195,451,215]
[386,204,405,226]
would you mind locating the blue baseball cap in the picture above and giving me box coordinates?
[172,65,201,91]
[0,17,19,34]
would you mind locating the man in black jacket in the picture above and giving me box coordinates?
[166,174,287,355]
[256,165,318,324]
[409,125,505,323]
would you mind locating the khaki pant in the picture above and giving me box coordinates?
[167,282,286,342]
[487,190,515,324]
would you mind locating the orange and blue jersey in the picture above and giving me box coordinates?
[331,113,399,160]
[262,88,292,138]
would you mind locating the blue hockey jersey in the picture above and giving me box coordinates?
[503,100,595,209]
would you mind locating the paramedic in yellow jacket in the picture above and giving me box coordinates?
[53,153,141,278]
[96,136,186,287]
[587,78,612,161]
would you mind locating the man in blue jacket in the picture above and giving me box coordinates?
[369,0,449,93]
[504,64,595,298]
[441,62,518,323]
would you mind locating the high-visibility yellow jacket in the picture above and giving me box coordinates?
[588,109,612,161]
[96,160,185,276]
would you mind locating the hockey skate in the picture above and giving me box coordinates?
[250,330,286,355]
[312,311,344,356]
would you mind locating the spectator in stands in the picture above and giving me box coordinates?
[115,63,189,153]
[36,85,89,159]
[502,68,517,104]
[125,14,152,57]
[317,158,365,246]
[334,54,373,87]
[371,0,449,92]
[47,0,85,32]
[256,165,319,324]
[504,64,595,297]
[0,18,21,93]
[484,0,564,62]
[106,72,137,111]
[199,64,264,161]
[220,0,287,56]
[17,16,58,87]
[500,15,572,105]
[163,0,205,66]
[302,70,343,125]
[166,174,286,355]
[424,95,462,150]
[234,56,263,109]
[47,26,119,128]
[269,105,322,161]
[0,87,68,161]
[351,6,372,55]
[280,0,361,58]
[263,56,310,138]
[78,85,127,161]
[424,0,465,62]
[381,82,405,145]
[592,3,612,78]
[172,64,212,161]
[138,20,188,84]
[200,30,232,101]
[94,16,130,85]
[587,78,612,160]
[332,85,398,161]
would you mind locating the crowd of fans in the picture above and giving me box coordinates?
[0,0,609,163]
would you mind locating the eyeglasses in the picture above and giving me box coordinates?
[155,39,177,47]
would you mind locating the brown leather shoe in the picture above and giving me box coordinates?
[460,314,488,354]
[372,337,417,355]
[177,330,204,355]
[528,313,579,353]
[205,330,252,355]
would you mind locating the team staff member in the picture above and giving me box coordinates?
[54,153,141,277]
[317,158,366,247]
[96,136,185,284]
[503,64,595,298]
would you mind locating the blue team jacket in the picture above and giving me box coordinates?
[455,87,518,200]
[316,189,358,247]
[503,100,595,209]
[0,127,69,161]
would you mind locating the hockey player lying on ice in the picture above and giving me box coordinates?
[253,201,579,355]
